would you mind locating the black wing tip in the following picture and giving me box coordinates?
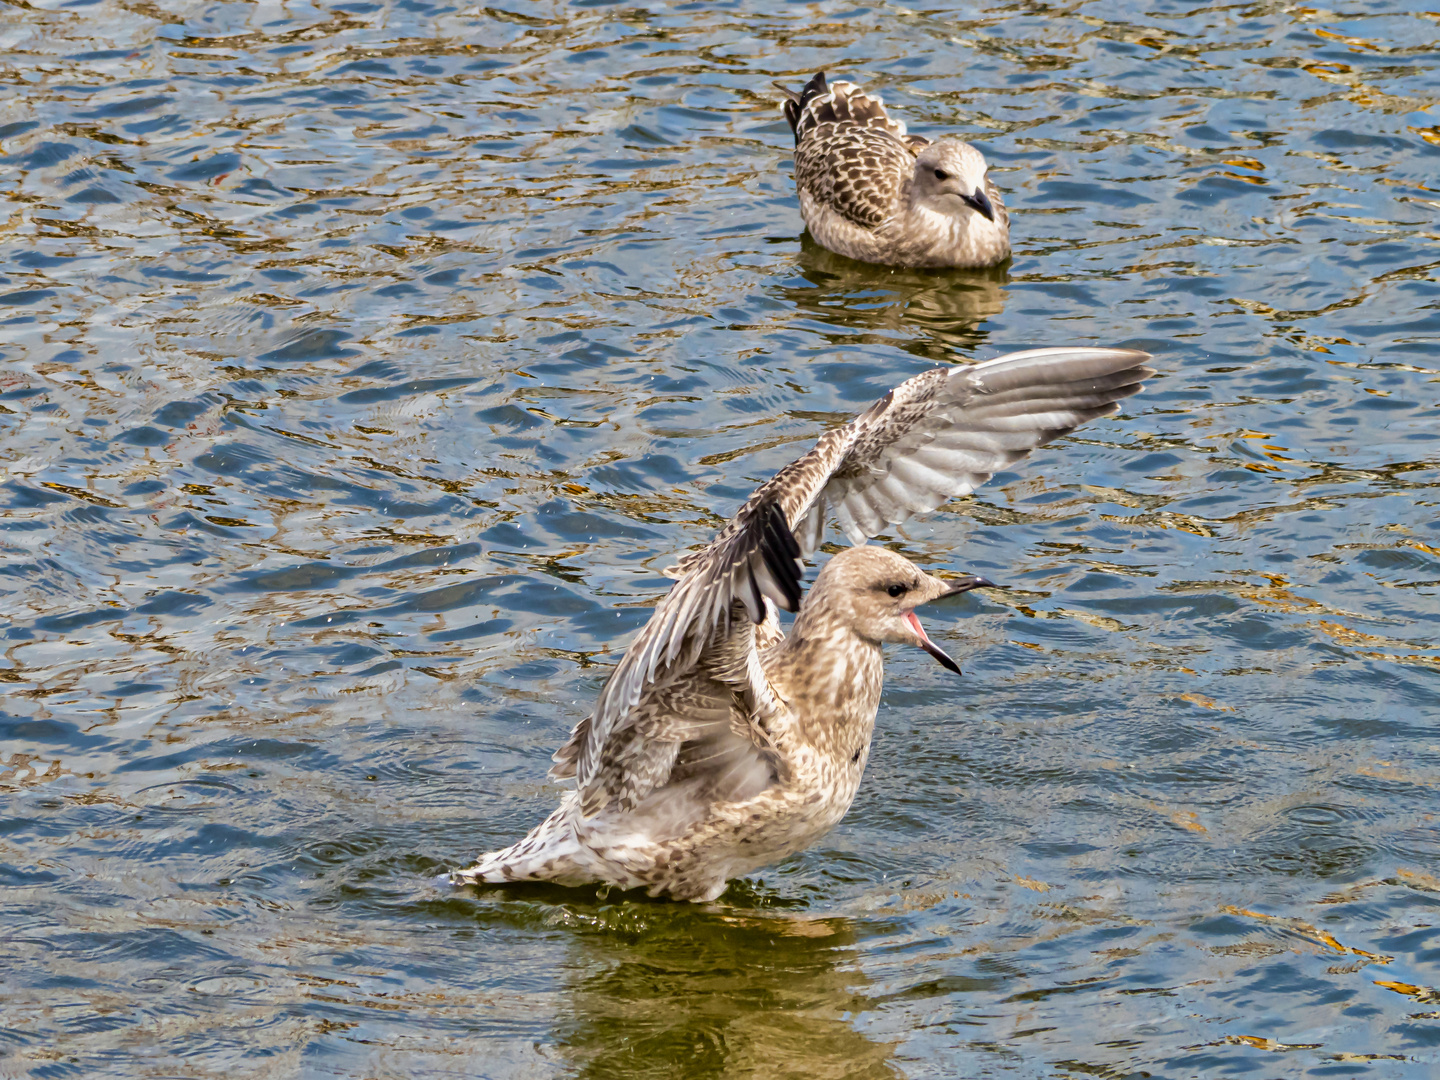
[766,500,802,558]
[748,564,768,623]
[783,72,831,145]
[758,501,804,614]
[775,72,827,99]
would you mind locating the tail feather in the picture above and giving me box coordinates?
[451,804,589,886]
[803,82,901,134]
[776,72,911,149]
[775,71,830,144]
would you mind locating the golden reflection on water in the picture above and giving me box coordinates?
[555,910,894,1080]
[3,0,1440,1075]
[778,237,1009,362]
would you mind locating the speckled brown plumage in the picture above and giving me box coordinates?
[777,71,1011,269]
[450,347,1153,901]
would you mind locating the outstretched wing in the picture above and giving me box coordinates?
[797,347,1151,547]
[552,347,1154,815]
[548,495,814,816]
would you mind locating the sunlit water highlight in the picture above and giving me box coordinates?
[2,0,1439,1075]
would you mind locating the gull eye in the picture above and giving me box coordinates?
[887,583,907,598]
[933,168,949,181]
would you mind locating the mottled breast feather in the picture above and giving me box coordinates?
[552,348,1155,816]
[793,81,917,231]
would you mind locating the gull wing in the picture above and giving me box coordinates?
[548,494,815,817]
[552,347,1153,815]
[550,440,853,816]
[798,347,1153,548]
[792,80,916,231]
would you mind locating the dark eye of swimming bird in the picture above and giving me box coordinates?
[933,168,949,181]
[887,583,907,597]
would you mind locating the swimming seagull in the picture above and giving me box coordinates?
[451,347,1152,901]
[775,71,1011,269]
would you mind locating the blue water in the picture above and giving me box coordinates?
[2,0,1439,1075]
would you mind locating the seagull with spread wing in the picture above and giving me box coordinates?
[776,71,1011,269]
[451,348,1153,901]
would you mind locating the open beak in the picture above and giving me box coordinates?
[906,611,961,674]
[905,576,997,675]
[960,188,996,222]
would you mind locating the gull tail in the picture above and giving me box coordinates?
[450,803,590,887]
[774,71,829,143]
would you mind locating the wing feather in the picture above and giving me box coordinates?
[791,80,916,232]
[822,347,1152,540]
[551,346,1153,816]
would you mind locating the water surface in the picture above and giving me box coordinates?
[2,0,1440,1075]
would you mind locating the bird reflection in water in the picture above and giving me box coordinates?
[779,233,1010,365]
[551,897,895,1079]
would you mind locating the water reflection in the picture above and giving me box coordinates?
[553,904,893,1080]
[4,0,1440,1073]
[777,234,1008,361]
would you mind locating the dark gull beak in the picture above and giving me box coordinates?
[939,575,996,598]
[960,188,996,222]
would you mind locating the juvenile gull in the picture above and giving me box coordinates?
[776,71,1010,269]
[451,347,1152,901]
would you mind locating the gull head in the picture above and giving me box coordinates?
[805,546,994,674]
[912,139,996,222]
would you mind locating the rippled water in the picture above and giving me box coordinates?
[3,0,1440,1075]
